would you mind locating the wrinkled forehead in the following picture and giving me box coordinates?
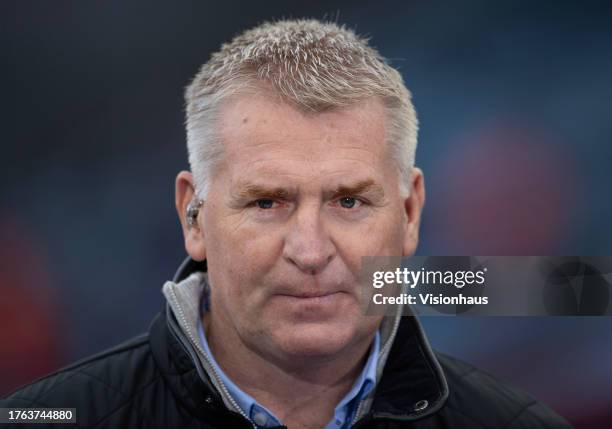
[209,93,403,196]
[217,93,389,164]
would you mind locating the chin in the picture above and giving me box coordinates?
[271,321,362,359]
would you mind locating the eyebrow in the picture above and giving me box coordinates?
[229,179,385,205]
[232,184,295,203]
[326,179,386,200]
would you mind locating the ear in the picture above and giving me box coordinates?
[402,167,426,256]
[175,171,207,261]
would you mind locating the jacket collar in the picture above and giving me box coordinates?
[154,257,449,425]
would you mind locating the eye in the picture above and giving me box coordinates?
[339,197,358,209]
[256,199,275,209]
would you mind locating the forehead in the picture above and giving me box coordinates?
[216,93,392,187]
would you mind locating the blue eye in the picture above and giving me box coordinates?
[339,197,357,208]
[256,199,275,209]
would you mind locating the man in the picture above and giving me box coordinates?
[2,19,570,428]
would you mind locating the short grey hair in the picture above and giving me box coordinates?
[185,19,418,198]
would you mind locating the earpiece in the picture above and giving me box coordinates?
[186,199,203,229]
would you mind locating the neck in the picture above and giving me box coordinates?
[205,313,376,429]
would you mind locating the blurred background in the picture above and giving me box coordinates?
[1,1,611,427]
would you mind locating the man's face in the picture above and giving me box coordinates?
[186,93,423,362]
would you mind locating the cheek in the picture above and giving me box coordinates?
[233,226,283,275]
[334,212,406,268]
[208,223,283,301]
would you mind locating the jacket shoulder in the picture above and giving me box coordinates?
[1,333,163,428]
[435,352,572,428]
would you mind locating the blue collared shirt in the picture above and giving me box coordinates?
[197,319,379,429]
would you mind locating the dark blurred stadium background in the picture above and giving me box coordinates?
[1,1,611,427]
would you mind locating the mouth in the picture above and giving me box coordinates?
[280,291,343,299]
[275,291,348,307]
[272,290,351,319]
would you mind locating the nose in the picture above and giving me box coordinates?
[282,202,335,274]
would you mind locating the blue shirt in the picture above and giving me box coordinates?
[197,320,379,429]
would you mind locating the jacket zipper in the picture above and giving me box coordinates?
[167,287,257,429]
[351,302,404,427]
